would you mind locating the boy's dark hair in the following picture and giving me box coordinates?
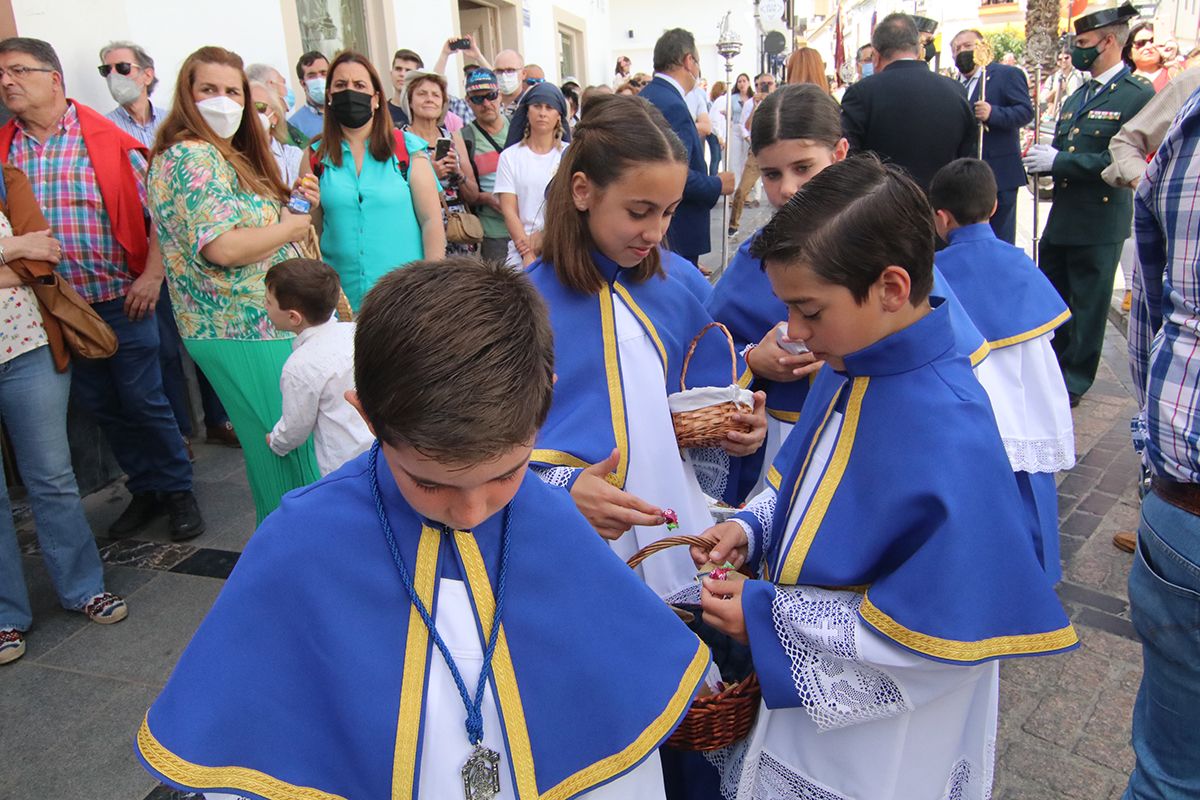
[392,48,423,67]
[355,258,555,460]
[871,13,920,60]
[265,258,341,324]
[751,155,935,305]
[295,50,327,81]
[542,94,686,294]
[653,28,697,73]
[929,158,998,226]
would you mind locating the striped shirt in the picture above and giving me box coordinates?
[105,103,167,149]
[1131,84,1200,482]
[8,102,148,303]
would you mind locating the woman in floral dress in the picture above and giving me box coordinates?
[149,46,321,522]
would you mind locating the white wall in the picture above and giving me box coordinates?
[13,0,293,115]
[608,0,760,88]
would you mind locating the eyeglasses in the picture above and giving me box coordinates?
[467,91,499,103]
[524,77,545,86]
[0,65,55,80]
[1134,38,1155,47]
[253,101,270,113]
[97,62,137,77]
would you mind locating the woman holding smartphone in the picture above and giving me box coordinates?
[401,70,478,255]
[305,52,445,310]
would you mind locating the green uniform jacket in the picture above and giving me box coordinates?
[1043,67,1154,246]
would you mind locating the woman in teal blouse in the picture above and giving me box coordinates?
[305,51,445,309]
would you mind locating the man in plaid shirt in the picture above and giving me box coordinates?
[0,38,203,541]
[1124,83,1200,798]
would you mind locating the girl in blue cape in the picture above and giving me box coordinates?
[707,85,846,500]
[135,259,708,800]
[930,158,1076,582]
[691,158,1077,800]
[526,94,768,602]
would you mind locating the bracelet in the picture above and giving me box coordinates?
[738,342,757,360]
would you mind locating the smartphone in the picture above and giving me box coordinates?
[434,137,453,161]
[450,37,471,51]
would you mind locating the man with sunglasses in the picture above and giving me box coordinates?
[459,69,511,264]
[98,41,163,150]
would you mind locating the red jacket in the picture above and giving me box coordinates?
[0,100,150,275]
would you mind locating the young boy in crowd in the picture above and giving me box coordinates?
[264,258,372,477]
[931,158,1075,582]
[136,257,707,799]
[691,157,1076,800]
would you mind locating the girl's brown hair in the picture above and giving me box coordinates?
[541,94,687,295]
[314,51,396,169]
[153,46,288,203]
[784,48,831,93]
[709,80,727,102]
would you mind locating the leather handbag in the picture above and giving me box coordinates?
[441,194,484,245]
[22,270,118,359]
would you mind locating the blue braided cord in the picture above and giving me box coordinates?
[368,442,511,745]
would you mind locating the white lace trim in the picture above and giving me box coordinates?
[530,464,577,489]
[740,486,777,561]
[703,736,750,800]
[689,446,730,500]
[663,582,702,607]
[1002,435,1076,473]
[943,758,974,800]
[771,587,911,731]
[740,751,851,800]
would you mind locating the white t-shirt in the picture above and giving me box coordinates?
[493,142,566,267]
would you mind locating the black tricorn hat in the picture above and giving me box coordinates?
[1073,1,1139,34]
[912,15,938,34]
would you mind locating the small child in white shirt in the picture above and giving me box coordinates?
[264,258,372,476]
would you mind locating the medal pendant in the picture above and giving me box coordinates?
[461,743,501,800]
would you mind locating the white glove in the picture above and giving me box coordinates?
[1022,144,1059,174]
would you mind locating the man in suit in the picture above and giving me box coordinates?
[639,28,735,268]
[951,29,1034,243]
[1023,0,1153,405]
[841,13,976,191]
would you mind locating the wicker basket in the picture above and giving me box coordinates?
[671,322,753,449]
[628,535,760,751]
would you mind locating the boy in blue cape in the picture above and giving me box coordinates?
[135,258,709,800]
[931,158,1076,582]
[690,157,1077,800]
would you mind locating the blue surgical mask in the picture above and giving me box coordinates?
[285,87,296,109]
[861,63,875,77]
[306,76,326,106]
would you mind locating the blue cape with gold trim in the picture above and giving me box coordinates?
[528,250,747,491]
[936,223,1070,349]
[739,299,1076,688]
[136,457,707,799]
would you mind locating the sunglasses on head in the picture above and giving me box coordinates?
[98,62,136,77]
[467,90,499,103]
[253,101,270,113]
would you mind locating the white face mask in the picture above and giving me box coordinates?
[496,71,520,95]
[196,95,244,140]
[107,73,142,106]
[258,112,272,132]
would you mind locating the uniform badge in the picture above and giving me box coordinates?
[1087,110,1121,121]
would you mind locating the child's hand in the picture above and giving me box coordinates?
[570,448,664,539]
[701,575,749,644]
[723,390,767,456]
[747,329,823,383]
[691,521,748,568]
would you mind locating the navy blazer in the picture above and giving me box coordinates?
[638,76,722,261]
[841,60,976,191]
[967,63,1034,191]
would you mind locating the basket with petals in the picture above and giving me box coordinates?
[669,322,754,449]
[628,535,760,751]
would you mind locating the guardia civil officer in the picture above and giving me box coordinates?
[1023,0,1153,406]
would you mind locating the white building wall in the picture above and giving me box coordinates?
[13,0,293,116]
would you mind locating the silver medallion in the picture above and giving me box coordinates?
[461,743,501,800]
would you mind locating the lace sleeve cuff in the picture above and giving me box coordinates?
[531,465,583,491]
[687,446,730,500]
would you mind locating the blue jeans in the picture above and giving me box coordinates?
[0,346,105,630]
[1123,491,1200,799]
[71,296,191,493]
[156,282,228,437]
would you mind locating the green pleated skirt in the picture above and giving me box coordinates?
[184,337,321,523]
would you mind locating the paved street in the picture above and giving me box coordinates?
[0,200,1149,799]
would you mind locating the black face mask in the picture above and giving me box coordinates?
[955,50,975,74]
[924,40,938,62]
[331,89,374,129]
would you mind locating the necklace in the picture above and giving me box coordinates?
[369,443,510,800]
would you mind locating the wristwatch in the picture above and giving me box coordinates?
[0,242,7,265]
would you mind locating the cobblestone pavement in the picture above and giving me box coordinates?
[1,201,1148,799]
